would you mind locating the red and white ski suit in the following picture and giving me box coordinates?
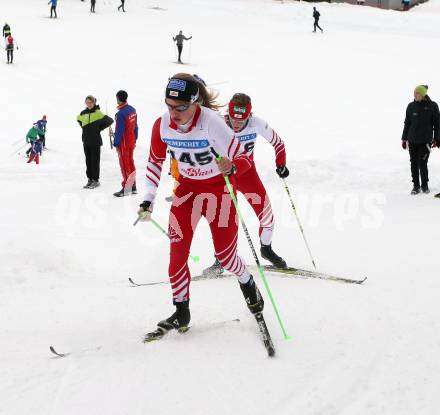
[231,115,286,245]
[145,106,253,302]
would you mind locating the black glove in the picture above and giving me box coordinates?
[276,166,289,179]
[139,201,151,212]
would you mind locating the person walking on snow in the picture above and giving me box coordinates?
[35,115,48,148]
[77,95,113,189]
[137,73,264,337]
[27,139,43,164]
[48,0,58,18]
[113,90,138,197]
[5,34,15,64]
[402,85,439,195]
[26,124,45,156]
[118,0,126,12]
[313,7,323,33]
[173,31,192,64]
[204,93,289,277]
[3,23,11,38]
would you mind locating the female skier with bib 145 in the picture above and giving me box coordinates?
[137,74,265,339]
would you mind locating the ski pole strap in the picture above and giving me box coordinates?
[215,153,289,340]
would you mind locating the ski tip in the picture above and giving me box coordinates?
[49,345,67,357]
[357,277,368,284]
[128,277,137,286]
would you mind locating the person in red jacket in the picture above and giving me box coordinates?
[113,90,138,197]
[6,34,15,64]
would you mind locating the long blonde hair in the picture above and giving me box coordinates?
[171,73,222,111]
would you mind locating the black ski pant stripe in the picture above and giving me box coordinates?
[83,145,101,181]
[408,142,430,188]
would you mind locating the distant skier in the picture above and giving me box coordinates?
[204,92,289,276]
[118,0,126,12]
[35,115,48,148]
[90,0,96,13]
[77,95,113,189]
[313,7,323,33]
[401,85,439,195]
[26,124,45,156]
[5,34,15,64]
[3,23,11,38]
[48,0,58,18]
[173,30,192,64]
[27,139,43,164]
[113,90,138,197]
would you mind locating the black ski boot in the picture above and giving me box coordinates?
[131,183,137,194]
[144,301,190,342]
[158,300,190,331]
[411,186,421,195]
[260,244,287,268]
[113,188,126,197]
[421,185,430,194]
[83,179,92,189]
[239,276,264,314]
[202,256,224,278]
[435,192,440,198]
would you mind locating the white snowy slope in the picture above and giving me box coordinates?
[1,0,440,414]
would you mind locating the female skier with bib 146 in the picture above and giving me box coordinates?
[137,74,265,339]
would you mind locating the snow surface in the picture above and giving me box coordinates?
[1,0,440,414]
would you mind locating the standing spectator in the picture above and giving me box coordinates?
[77,95,113,189]
[313,7,323,33]
[35,115,48,149]
[173,30,192,64]
[3,23,11,38]
[48,0,58,18]
[113,90,138,197]
[402,85,439,195]
[5,34,15,64]
[91,0,96,13]
[118,0,126,12]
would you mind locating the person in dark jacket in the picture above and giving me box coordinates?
[313,7,323,33]
[3,23,11,38]
[77,95,113,189]
[173,30,192,64]
[401,85,440,194]
[113,90,138,197]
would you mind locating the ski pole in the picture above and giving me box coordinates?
[214,151,289,340]
[134,212,200,263]
[109,126,114,150]
[9,142,27,157]
[282,178,317,269]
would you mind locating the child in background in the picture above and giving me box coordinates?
[26,124,45,156]
[27,139,43,164]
